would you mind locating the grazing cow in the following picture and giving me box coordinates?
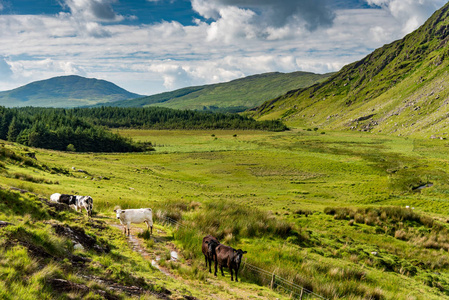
[50,193,77,207]
[215,244,247,282]
[202,235,220,274]
[114,208,153,236]
[75,196,93,217]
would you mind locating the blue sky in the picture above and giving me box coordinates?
[0,0,446,95]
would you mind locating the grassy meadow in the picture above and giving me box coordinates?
[2,129,449,299]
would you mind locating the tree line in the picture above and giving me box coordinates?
[0,106,287,152]
[0,107,145,152]
[69,106,288,131]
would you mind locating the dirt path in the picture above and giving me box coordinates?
[110,224,176,278]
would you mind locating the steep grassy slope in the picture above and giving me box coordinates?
[251,2,449,137]
[0,75,143,108]
[110,71,332,112]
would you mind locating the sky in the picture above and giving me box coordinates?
[0,0,447,95]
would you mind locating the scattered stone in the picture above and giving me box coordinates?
[52,223,110,254]
[73,243,85,251]
[10,187,29,194]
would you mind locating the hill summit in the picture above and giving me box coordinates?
[252,2,449,138]
[0,75,143,108]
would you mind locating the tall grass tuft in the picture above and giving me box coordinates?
[191,201,292,241]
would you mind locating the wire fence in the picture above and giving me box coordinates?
[159,215,186,229]
[160,215,328,300]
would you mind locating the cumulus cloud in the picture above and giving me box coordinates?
[56,0,122,38]
[194,0,335,29]
[63,0,123,22]
[366,0,447,34]
[191,0,335,42]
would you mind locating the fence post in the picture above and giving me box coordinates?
[241,258,247,273]
[270,271,275,290]
[299,287,304,300]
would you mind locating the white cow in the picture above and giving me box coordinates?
[114,208,153,236]
[75,196,93,217]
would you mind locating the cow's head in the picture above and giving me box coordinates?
[113,208,123,219]
[233,249,247,265]
[205,239,219,257]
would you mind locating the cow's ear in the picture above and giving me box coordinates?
[113,209,117,212]
[121,210,126,213]
[243,251,247,254]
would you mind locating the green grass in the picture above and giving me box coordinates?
[2,129,449,299]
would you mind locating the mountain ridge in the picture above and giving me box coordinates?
[107,71,332,113]
[0,75,143,108]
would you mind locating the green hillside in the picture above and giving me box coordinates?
[111,71,332,112]
[0,75,143,108]
[251,2,449,138]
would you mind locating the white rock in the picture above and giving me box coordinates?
[74,243,84,251]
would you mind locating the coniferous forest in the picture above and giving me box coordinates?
[0,106,287,152]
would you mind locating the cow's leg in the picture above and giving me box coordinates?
[235,269,239,282]
[230,265,234,281]
[208,258,212,273]
[220,265,224,276]
[150,225,153,235]
[144,220,149,232]
[214,259,218,276]
[204,255,208,268]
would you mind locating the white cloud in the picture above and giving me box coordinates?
[191,0,335,43]
[365,0,447,34]
[63,0,123,22]
[192,0,335,30]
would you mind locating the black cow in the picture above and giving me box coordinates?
[215,244,247,282]
[202,235,220,274]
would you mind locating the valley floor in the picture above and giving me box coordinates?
[2,129,449,299]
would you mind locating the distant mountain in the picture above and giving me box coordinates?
[107,71,332,113]
[0,75,143,108]
[250,2,449,137]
